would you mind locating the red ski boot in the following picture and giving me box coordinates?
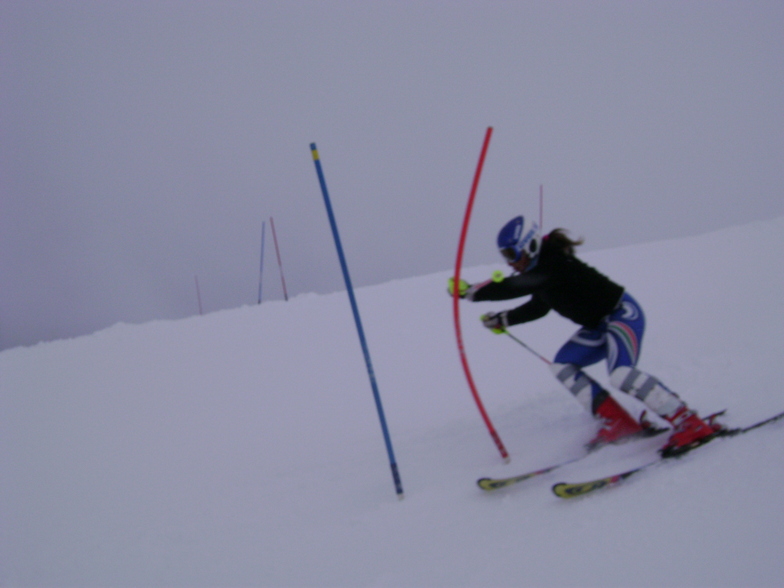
[660,405,722,457]
[587,394,645,450]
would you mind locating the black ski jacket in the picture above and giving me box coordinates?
[470,237,624,329]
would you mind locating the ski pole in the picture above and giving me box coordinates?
[504,331,552,365]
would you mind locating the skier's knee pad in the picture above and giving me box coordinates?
[550,362,579,388]
[611,365,664,397]
[549,361,567,380]
[610,366,681,417]
[550,362,594,411]
[610,366,636,392]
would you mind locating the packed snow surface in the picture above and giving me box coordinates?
[3,217,784,587]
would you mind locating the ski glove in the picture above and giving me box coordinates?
[447,277,470,298]
[481,311,508,334]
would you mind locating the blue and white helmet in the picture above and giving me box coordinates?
[497,215,541,269]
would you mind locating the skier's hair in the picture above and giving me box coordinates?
[546,228,584,256]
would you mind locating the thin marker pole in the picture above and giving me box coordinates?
[539,184,544,230]
[270,216,289,301]
[195,275,203,315]
[258,220,266,304]
[310,142,404,499]
[452,126,509,462]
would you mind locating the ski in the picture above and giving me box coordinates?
[477,454,587,491]
[552,409,784,499]
[477,424,669,491]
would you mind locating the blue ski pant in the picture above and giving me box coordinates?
[549,293,682,418]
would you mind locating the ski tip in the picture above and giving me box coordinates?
[477,477,511,491]
[552,478,612,499]
[552,481,588,499]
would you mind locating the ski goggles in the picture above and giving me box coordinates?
[500,247,521,263]
[500,236,538,263]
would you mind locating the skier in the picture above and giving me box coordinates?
[449,215,720,456]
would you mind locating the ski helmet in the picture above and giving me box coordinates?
[497,215,541,268]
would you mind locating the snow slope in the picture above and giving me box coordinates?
[2,217,784,587]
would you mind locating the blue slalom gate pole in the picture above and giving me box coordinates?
[310,142,404,499]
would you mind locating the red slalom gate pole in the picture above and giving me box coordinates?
[452,126,510,462]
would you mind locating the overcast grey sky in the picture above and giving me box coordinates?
[2,1,783,351]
